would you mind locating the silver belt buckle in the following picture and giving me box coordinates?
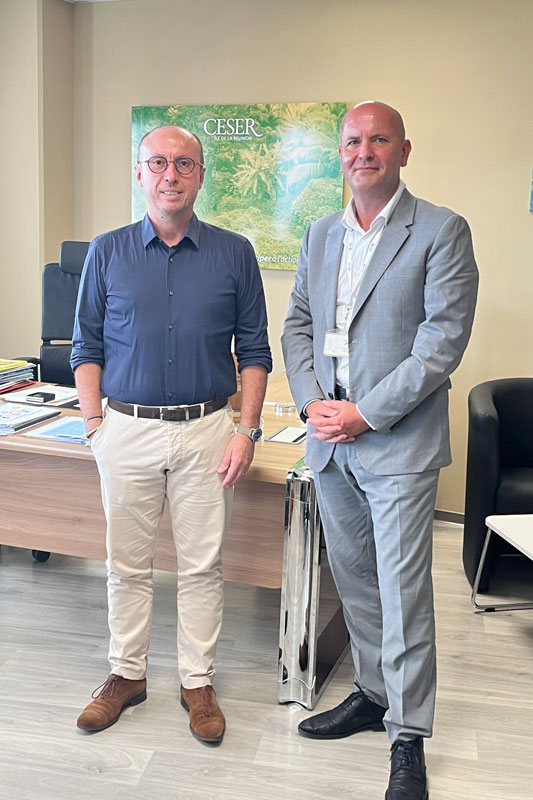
[160,405,178,421]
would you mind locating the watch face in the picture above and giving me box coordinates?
[251,428,262,442]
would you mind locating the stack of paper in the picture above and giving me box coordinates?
[22,416,88,444]
[0,403,60,435]
[0,358,35,391]
[3,383,78,407]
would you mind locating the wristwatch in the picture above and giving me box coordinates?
[235,423,263,442]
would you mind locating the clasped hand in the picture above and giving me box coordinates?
[306,400,370,443]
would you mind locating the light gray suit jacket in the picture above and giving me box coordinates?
[282,189,479,476]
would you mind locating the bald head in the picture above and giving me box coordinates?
[138,125,204,165]
[342,101,406,141]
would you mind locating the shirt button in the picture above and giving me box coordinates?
[169,290,174,296]
[168,324,174,330]
[168,358,173,365]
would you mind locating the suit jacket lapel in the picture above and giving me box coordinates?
[323,218,345,330]
[350,190,416,323]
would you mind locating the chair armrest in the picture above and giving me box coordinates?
[463,382,501,588]
[467,382,501,491]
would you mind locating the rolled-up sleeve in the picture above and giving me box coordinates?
[234,240,272,374]
[70,239,106,372]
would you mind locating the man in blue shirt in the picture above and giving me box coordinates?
[72,125,271,744]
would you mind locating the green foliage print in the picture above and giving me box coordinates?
[132,102,347,270]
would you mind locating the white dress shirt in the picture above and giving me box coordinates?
[335,180,406,390]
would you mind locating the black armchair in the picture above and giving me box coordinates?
[29,240,89,386]
[463,378,533,591]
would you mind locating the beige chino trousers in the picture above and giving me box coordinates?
[90,404,234,688]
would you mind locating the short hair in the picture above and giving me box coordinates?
[137,125,204,165]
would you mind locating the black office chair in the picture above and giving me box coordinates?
[463,378,533,592]
[27,240,89,386]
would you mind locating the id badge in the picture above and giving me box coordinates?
[323,329,348,357]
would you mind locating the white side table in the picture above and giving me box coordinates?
[472,514,533,612]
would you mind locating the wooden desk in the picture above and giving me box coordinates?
[0,376,305,588]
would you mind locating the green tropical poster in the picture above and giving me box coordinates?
[132,102,347,270]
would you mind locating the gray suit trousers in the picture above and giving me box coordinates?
[314,445,439,742]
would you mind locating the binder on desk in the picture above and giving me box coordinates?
[0,358,28,372]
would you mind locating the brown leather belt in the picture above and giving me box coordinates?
[107,396,228,422]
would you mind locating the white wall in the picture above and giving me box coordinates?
[0,0,42,357]
[42,0,74,263]
[0,0,73,357]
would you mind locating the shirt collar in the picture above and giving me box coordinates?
[342,180,406,233]
[141,212,201,250]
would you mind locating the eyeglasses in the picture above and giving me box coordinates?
[138,155,204,175]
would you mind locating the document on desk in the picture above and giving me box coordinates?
[3,383,78,407]
[0,403,60,435]
[266,426,307,444]
[22,417,88,444]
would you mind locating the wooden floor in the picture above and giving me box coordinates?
[1,522,532,800]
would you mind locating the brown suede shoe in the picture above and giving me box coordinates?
[77,674,147,732]
[180,685,225,744]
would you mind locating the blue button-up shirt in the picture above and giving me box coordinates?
[71,214,272,406]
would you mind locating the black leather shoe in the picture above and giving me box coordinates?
[385,737,428,799]
[298,691,387,739]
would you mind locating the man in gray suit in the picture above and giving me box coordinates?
[282,101,478,800]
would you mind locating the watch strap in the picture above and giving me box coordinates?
[236,423,262,442]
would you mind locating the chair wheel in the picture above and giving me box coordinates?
[32,550,50,563]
